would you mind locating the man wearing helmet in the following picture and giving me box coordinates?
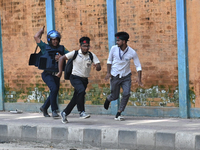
[46,30,61,48]
[34,27,69,118]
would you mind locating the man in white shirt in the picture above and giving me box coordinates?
[56,37,101,123]
[104,32,143,121]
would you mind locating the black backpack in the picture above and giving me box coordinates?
[64,50,93,80]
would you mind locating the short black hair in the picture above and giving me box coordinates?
[115,32,129,42]
[79,37,90,45]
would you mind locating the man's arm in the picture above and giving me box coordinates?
[56,55,68,78]
[34,26,45,43]
[136,70,143,86]
[104,46,114,81]
[55,48,69,62]
[105,64,112,81]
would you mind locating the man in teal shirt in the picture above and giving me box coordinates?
[34,28,68,118]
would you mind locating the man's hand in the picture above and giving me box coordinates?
[56,72,62,78]
[136,78,143,87]
[55,52,61,62]
[105,73,111,81]
[93,63,101,71]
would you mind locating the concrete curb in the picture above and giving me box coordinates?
[1,124,200,149]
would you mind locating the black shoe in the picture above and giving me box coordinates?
[52,110,59,118]
[104,98,110,110]
[40,107,50,117]
[114,112,124,121]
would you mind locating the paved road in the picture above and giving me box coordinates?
[1,111,200,132]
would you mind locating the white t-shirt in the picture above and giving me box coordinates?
[65,49,100,78]
[107,45,142,78]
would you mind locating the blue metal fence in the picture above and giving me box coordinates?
[0,0,193,118]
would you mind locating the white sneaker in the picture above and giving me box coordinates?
[114,116,125,121]
[80,111,90,119]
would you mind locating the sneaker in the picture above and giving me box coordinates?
[80,111,90,119]
[60,111,68,124]
[114,115,125,121]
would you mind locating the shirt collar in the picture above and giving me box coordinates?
[78,49,89,55]
[119,46,129,53]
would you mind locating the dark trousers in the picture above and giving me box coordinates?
[63,74,88,116]
[41,71,60,111]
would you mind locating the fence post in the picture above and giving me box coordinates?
[45,0,59,111]
[45,0,55,32]
[176,0,190,118]
[0,16,5,111]
[106,0,118,115]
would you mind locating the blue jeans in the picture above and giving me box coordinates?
[63,75,88,116]
[41,71,60,111]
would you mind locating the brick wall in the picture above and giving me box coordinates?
[116,0,177,91]
[0,0,47,92]
[53,0,109,90]
[187,0,200,107]
[0,0,180,106]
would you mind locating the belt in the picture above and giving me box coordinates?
[114,73,131,78]
[44,71,58,76]
[71,74,88,79]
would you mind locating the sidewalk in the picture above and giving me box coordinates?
[0,111,200,150]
